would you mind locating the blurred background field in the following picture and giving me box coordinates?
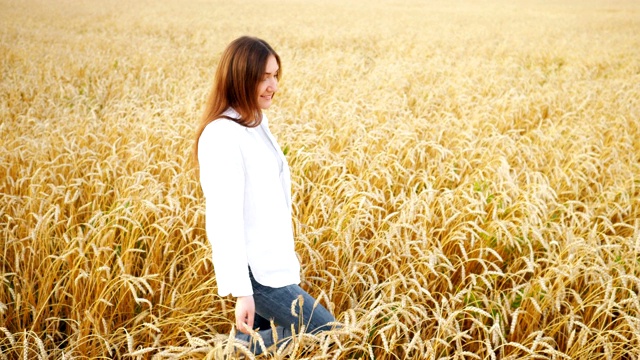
[1,0,639,358]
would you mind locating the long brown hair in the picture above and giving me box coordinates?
[192,36,281,165]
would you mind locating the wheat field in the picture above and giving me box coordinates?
[1,0,640,359]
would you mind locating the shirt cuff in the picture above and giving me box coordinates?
[230,274,253,297]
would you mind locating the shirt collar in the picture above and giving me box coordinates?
[223,107,268,131]
[222,107,241,119]
[223,107,267,122]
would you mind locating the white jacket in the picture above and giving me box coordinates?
[198,108,300,297]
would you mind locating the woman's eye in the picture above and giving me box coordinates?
[262,75,277,82]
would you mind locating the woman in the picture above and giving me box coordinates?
[194,36,336,354]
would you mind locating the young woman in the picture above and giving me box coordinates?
[194,36,336,354]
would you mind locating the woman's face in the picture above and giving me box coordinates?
[257,55,279,110]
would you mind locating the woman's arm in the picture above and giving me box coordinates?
[198,121,253,297]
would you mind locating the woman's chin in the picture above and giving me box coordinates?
[259,100,272,109]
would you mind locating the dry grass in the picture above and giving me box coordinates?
[1,0,640,359]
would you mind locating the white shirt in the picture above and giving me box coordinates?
[256,123,283,173]
[198,108,300,297]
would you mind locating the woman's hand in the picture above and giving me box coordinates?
[235,295,255,335]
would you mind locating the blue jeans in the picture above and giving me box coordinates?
[235,270,337,354]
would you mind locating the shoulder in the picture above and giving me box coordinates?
[198,119,249,165]
[201,118,245,142]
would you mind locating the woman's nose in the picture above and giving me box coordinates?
[268,78,278,92]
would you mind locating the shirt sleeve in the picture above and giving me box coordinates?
[198,121,253,297]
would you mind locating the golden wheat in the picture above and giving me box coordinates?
[1,0,640,359]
